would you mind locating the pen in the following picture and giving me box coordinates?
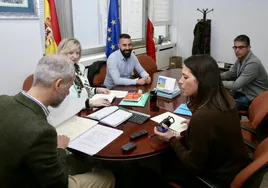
[148,134,156,138]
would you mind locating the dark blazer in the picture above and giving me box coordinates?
[0,93,68,188]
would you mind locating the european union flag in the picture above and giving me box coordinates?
[106,0,121,57]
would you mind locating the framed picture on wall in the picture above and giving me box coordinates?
[0,0,39,19]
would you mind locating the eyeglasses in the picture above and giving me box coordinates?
[232,46,248,50]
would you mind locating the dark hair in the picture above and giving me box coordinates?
[184,54,235,112]
[234,35,250,46]
[119,33,131,39]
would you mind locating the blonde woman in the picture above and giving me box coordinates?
[57,38,110,108]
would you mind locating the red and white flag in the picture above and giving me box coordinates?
[146,0,156,61]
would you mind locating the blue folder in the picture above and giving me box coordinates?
[174,103,192,116]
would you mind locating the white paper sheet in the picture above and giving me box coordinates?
[109,90,128,98]
[151,112,188,133]
[47,96,86,127]
[56,116,98,141]
[91,94,115,103]
[68,124,123,156]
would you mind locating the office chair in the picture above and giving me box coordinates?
[22,74,34,91]
[134,55,158,77]
[86,61,107,87]
[169,138,268,188]
[240,91,268,147]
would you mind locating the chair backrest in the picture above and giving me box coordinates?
[134,55,158,77]
[87,61,107,86]
[22,74,34,91]
[231,138,268,188]
[248,91,268,129]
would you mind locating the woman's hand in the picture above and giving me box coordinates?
[91,98,110,107]
[181,119,190,126]
[154,124,175,142]
[97,88,110,94]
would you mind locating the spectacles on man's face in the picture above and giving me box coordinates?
[232,46,248,50]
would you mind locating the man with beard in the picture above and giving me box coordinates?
[104,33,151,88]
[0,55,115,188]
[221,34,268,110]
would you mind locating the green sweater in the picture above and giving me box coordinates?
[169,105,250,186]
[0,93,68,188]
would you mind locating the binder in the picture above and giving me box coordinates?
[174,103,192,116]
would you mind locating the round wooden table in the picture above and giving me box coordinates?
[81,69,186,161]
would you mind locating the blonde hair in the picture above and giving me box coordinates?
[57,38,82,61]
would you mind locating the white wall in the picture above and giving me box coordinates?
[0,20,43,95]
[173,0,268,71]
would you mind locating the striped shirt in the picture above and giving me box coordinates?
[21,91,50,117]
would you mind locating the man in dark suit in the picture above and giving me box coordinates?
[0,55,115,188]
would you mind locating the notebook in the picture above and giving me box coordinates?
[87,106,133,127]
[151,112,188,133]
[174,103,192,116]
[122,91,142,102]
[119,92,150,107]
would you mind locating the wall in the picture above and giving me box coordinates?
[0,19,43,95]
[173,0,268,71]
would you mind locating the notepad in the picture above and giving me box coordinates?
[174,103,192,116]
[151,112,188,133]
[91,93,116,103]
[119,92,150,107]
[87,106,133,127]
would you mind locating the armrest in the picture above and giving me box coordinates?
[241,125,257,134]
[243,139,257,150]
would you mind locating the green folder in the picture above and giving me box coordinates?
[119,92,150,107]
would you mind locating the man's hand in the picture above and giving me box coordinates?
[145,76,151,84]
[136,78,146,85]
[91,98,111,107]
[57,135,70,149]
[97,88,110,94]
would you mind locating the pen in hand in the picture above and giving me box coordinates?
[148,134,156,138]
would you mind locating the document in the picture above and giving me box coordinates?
[47,96,86,127]
[68,124,123,156]
[91,93,116,103]
[151,112,188,133]
[56,116,98,141]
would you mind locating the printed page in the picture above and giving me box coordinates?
[151,112,188,133]
[56,116,98,141]
[47,96,86,127]
[68,124,123,156]
[109,90,128,98]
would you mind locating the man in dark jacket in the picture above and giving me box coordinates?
[0,55,114,188]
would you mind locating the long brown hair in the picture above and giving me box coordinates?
[184,54,235,112]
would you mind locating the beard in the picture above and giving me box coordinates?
[120,49,132,58]
[50,91,67,108]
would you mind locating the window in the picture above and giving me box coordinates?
[151,0,172,40]
[72,0,108,49]
[40,0,172,55]
[121,0,145,41]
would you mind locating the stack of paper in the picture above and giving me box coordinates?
[174,103,192,116]
[119,92,150,107]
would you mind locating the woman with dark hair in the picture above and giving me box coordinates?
[154,55,250,187]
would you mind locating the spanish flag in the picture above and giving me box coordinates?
[44,0,61,55]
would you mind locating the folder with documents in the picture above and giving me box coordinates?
[119,92,150,107]
[174,103,192,116]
